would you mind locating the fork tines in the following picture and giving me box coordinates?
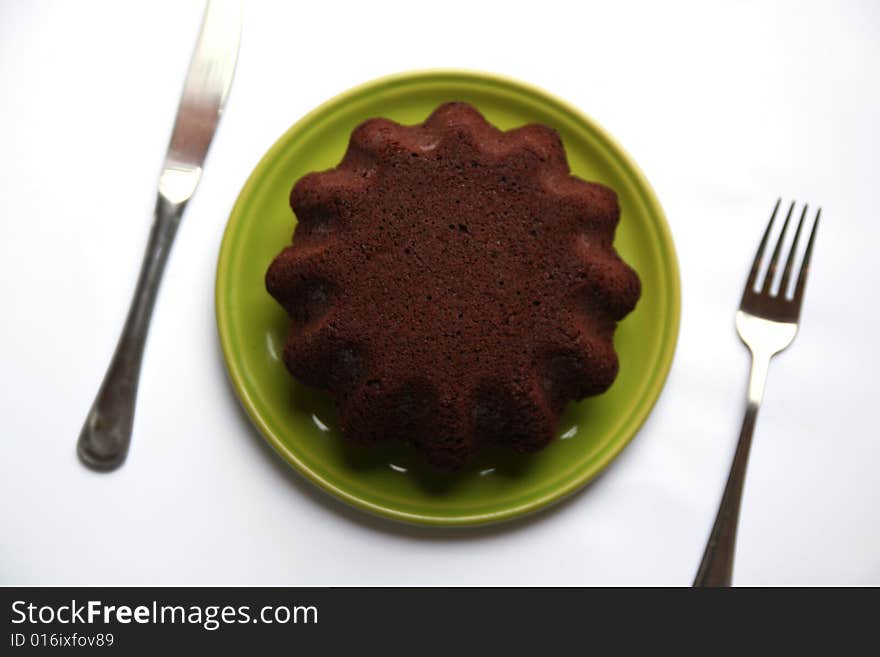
[742,199,820,319]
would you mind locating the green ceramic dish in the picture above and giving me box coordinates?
[216,70,680,526]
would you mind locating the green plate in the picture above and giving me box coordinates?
[216,70,680,526]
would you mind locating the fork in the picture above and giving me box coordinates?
[693,199,820,587]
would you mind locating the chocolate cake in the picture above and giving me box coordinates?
[266,102,640,469]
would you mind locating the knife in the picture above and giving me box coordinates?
[77,1,242,471]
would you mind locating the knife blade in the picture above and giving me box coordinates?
[159,0,241,204]
[77,1,242,471]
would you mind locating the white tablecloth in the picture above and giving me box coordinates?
[2,0,877,585]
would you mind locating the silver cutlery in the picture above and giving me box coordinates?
[77,1,241,470]
[694,199,820,586]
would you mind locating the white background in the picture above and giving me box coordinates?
[1,0,878,586]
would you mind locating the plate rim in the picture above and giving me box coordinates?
[215,68,681,527]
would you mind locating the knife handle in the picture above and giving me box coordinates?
[77,194,185,471]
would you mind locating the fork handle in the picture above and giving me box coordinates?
[693,351,769,586]
[77,194,185,471]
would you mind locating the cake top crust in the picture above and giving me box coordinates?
[266,102,640,469]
